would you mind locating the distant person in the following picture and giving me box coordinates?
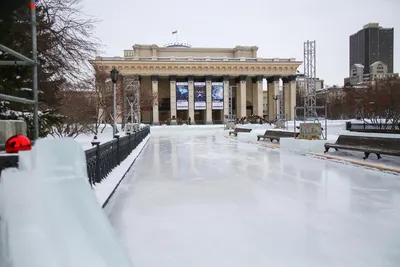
[188,117,191,125]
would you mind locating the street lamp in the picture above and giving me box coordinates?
[273,95,279,121]
[110,66,119,138]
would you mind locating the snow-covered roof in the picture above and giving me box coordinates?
[353,63,364,68]
[370,61,386,67]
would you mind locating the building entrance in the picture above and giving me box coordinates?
[177,110,188,122]
[212,110,223,123]
[194,110,205,124]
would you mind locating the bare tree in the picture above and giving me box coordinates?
[86,68,126,133]
[0,0,100,138]
[344,77,400,126]
[50,89,96,138]
[38,0,100,81]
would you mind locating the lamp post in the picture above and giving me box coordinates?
[110,67,119,138]
[273,95,279,121]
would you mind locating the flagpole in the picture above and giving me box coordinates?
[176,31,178,43]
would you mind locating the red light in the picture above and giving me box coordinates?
[5,135,32,153]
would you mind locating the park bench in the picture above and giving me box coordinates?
[324,135,400,160]
[229,128,252,136]
[257,130,299,142]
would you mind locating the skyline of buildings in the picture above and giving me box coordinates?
[345,23,396,86]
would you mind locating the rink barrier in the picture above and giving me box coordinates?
[346,122,400,132]
[0,126,151,185]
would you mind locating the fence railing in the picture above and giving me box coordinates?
[0,126,150,185]
[346,122,400,131]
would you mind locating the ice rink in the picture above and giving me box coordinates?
[106,127,400,267]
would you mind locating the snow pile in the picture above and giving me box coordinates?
[280,138,333,154]
[0,139,134,267]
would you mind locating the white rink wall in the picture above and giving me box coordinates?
[280,138,331,154]
[0,139,134,267]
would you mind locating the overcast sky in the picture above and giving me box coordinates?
[82,0,399,86]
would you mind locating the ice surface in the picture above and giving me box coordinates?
[1,139,134,267]
[107,126,400,267]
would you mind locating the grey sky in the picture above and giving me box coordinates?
[83,0,399,86]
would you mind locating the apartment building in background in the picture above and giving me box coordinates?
[346,23,397,86]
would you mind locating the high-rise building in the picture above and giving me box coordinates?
[349,23,394,75]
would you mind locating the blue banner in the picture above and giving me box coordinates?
[176,82,189,110]
[194,82,206,110]
[211,82,223,110]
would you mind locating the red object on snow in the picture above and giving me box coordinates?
[5,135,32,153]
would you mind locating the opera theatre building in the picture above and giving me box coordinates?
[91,43,301,124]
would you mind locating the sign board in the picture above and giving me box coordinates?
[211,82,223,110]
[194,82,206,110]
[176,82,188,110]
[299,123,322,138]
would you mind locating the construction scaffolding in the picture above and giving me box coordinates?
[224,85,236,129]
[228,85,234,119]
[278,86,284,119]
[0,1,39,139]
[123,75,141,125]
[303,40,318,118]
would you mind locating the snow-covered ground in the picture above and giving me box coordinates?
[46,124,148,151]
[106,126,400,267]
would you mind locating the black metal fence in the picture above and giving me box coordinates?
[0,126,150,185]
[346,122,400,133]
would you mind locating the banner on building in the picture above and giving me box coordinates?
[211,82,224,110]
[194,82,206,110]
[176,82,189,110]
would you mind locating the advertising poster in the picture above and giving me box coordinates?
[176,82,189,110]
[211,82,224,110]
[194,82,206,110]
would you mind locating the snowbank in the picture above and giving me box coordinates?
[0,139,134,267]
[280,138,332,154]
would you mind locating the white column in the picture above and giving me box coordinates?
[188,76,195,124]
[289,76,297,120]
[252,76,263,117]
[151,75,159,125]
[267,76,280,121]
[239,75,246,118]
[223,75,229,119]
[206,76,212,124]
[267,78,274,121]
[283,78,290,121]
[274,78,280,119]
[170,76,177,119]
[235,80,240,118]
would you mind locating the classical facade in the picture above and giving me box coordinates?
[90,44,302,124]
